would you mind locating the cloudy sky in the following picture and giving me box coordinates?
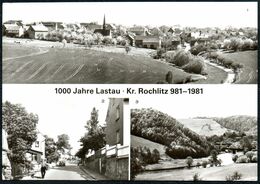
[2,85,109,155]
[3,2,257,28]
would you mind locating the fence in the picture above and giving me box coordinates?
[84,144,129,180]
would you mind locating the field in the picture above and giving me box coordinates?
[3,38,192,84]
[222,50,257,84]
[135,163,257,181]
[178,118,229,136]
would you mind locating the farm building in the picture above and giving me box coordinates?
[3,24,24,37]
[41,21,65,31]
[135,35,161,49]
[27,24,49,39]
[129,26,149,36]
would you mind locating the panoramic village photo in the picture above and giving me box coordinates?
[130,87,257,181]
[2,86,129,180]
[2,2,258,84]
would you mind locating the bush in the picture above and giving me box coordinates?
[102,36,113,45]
[229,38,243,51]
[236,155,249,163]
[232,154,238,163]
[245,151,255,162]
[182,56,205,74]
[202,160,208,168]
[169,50,191,67]
[241,39,253,51]
[193,173,201,181]
[196,162,201,168]
[251,155,257,162]
[156,48,166,59]
[226,171,242,181]
[186,156,193,168]
[208,52,218,59]
[190,44,208,55]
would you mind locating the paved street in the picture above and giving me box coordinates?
[23,164,95,180]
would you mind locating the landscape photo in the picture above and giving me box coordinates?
[2,85,129,180]
[130,86,257,181]
[2,2,258,84]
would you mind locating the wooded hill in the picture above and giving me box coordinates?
[131,108,214,159]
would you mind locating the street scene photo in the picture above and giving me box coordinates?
[2,85,129,180]
[2,2,258,84]
[130,86,257,181]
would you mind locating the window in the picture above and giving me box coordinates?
[116,130,120,144]
[116,106,120,120]
[35,141,39,148]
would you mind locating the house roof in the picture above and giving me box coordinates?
[30,24,49,32]
[3,24,21,31]
[129,26,147,32]
[135,35,161,43]
[86,24,102,30]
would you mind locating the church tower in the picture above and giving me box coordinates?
[103,14,106,31]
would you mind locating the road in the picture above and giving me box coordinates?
[24,164,94,180]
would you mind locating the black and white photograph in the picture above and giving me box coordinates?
[2,85,130,180]
[2,2,258,84]
[130,86,257,181]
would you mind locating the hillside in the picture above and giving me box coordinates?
[131,135,169,159]
[131,108,213,159]
[178,118,230,136]
[213,115,257,135]
[3,40,191,84]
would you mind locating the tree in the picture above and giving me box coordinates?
[76,107,105,159]
[210,149,218,164]
[56,134,71,153]
[241,136,252,151]
[45,136,60,163]
[125,46,131,54]
[186,156,193,168]
[2,101,38,175]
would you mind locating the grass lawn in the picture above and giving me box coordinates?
[222,50,257,84]
[178,118,229,136]
[3,41,191,84]
[135,163,257,181]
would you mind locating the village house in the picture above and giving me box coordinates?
[128,26,149,36]
[27,24,49,39]
[2,24,24,37]
[41,21,65,31]
[135,35,161,49]
[2,129,12,180]
[25,131,46,165]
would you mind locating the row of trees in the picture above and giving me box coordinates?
[45,30,129,47]
[131,146,160,179]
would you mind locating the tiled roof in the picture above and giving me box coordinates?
[4,24,21,31]
[30,25,49,32]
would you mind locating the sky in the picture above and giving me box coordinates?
[3,2,258,28]
[2,85,109,155]
[131,85,257,119]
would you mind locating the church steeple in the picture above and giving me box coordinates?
[103,14,106,31]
